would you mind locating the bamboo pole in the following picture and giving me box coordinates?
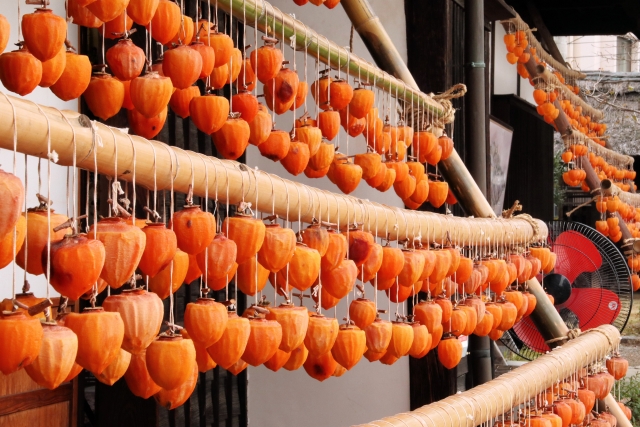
[214,0,443,117]
[0,94,545,246]
[355,325,622,427]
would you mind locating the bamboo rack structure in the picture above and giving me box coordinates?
[356,325,627,427]
[0,95,545,245]
[214,0,445,117]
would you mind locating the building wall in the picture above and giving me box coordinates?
[244,1,411,426]
[555,35,640,72]
[0,4,79,299]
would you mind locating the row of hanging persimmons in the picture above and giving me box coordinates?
[0,0,454,208]
[1,161,559,404]
[496,356,632,427]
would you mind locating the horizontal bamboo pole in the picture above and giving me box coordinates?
[215,0,445,117]
[355,325,623,427]
[0,94,546,245]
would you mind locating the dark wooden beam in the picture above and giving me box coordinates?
[525,1,567,66]
[0,384,73,416]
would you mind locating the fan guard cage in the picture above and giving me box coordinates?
[500,221,632,361]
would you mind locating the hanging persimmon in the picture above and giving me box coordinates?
[353,152,382,181]
[398,249,426,287]
[181,298,228,350]
[16,209,69,276]
[22,8,67,62]
[136,223,177,278]
[146,334,196,390]
[169,15,194,46]
[25,323,78,390]
[39,46,67,88]
[281,140,311,176]
[263,348,290,372]
[408,323,431,358]
[414,300,443,333]
[206,309,251,369]
[213,114,251,160]
[358,242,383,283]
[189,93,230,134]
[51,49,92,101]
[304,314,339,356]
[222,212,266,264]
[303,349,338,381]
[95,348,131,385]
[172,203,216,255]
[258,129,291,161]
[320,258,356,299]
[349,87,374,119]
[318,110,340,140]
[0,215,26,270]
[45,233,105,300]
[428,181,448,208]
[232,90,259,123]
[251,40,283,84]
[497,301,517,331]
[127,0,159,26]
[0,311,43,375]
[386,321,414,358]
[208,64,228,89]
[304,164,329,179]
[169,86,199,118]
[128,106,167,139]
[0,14,8,54]
[106,38,145,81]
[68,0,102,28]
[163,45,202,89]
[236,256,269,296]
[83,73,125,121]
[103,289,164,354]
[124,350,161,398]
[344,228,374,268]
[319,229,346,272]
[87,0,128,22]
[333,159,363,194]
[89,217,146,288]
[300,223,329,257]
[101,11,133,40]
[257,223,296,273]
[292,127,321,160]
[375,244,404,283]
[329,79,354,111]
[283,343,308,371]
[266,303,309,353]
[226,359,248,376]
[242,317,283,366]
[146,0,180,45]
[248,104,273,146]
[155,364,200,408]
[195,233,237,286]
[275,243,322,292]
[438,134,454,160]
[311,74,331,109]
[264,67,299,114]
[340,108,366,137]
[438,335,462,369]
[307,142,336,171]
[349,298,376,330]
[0,169,24,240]
[226,48,242,84]
[0,46,43,96]
[364,318,392,356]
[237,57,256,91]
[291,80,308,111]
[64,308,125,375]
[130,72,173,118]
[331,323,366,370]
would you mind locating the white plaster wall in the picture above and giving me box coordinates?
[556,35,640,73]
[245,1,410,426]
[493,24,518,96]
[0,3,79,299]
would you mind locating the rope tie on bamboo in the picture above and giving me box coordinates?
[545,328,582,345]
[430,83,467,128]
[513,213,540,242]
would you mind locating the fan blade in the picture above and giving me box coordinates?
[551,231,602,283]
[513,317,549,353]
[562,288,621,330]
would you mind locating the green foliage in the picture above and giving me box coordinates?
[619,372,640,425]
[553,150,566,209]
